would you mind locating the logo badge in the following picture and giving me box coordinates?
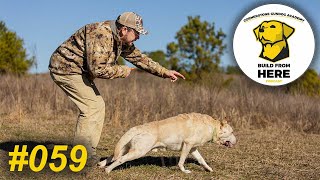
[233,4,315,86]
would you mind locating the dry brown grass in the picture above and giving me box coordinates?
[0,72,320,179]
[0,72,319,133]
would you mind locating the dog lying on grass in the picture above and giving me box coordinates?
[98,113,236,173]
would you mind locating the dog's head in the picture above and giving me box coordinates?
[254,20,294,45]
[217,120,236,148]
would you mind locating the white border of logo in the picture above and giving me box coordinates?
[233,4,315,86]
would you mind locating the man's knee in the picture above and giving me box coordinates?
[97,97,105,111]
[93,97,105,117]
[80,97,105,118]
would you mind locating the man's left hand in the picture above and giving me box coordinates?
[163,70,186,82]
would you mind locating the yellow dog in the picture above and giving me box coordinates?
[254,20,294,62]
[98,113,236,173]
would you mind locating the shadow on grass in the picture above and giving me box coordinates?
[100,155,200,171]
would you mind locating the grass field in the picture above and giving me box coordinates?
[0,72,319,179]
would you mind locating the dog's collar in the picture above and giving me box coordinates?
[211,126,219,143]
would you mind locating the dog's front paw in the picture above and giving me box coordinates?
[105,167,112,173]
[206,167,213,172]
[182,169,192,174]
[98,159,107,168]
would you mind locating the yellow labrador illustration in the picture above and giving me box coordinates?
[98,113,237,173]
[254,20,295,62]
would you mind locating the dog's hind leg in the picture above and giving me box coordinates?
[105,133,156,173]
[98,144,130,168]
[190,148,213,172]
[98,156,114,168]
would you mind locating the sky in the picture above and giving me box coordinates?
[0,0,319,73]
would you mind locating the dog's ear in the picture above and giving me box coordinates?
[220,120,228,127]
[253,24,261,40]
[282,23,295,39]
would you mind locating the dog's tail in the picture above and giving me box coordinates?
[112,127,139,162]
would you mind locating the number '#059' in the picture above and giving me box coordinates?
[29,145,87,172]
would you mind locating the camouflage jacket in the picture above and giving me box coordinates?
[49,20,168,79]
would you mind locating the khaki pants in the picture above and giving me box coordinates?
[50,72,105,157]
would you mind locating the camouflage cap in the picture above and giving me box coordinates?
[116,12,148,35]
